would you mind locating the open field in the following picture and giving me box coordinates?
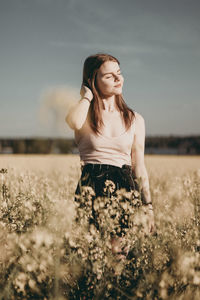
[0,155,200,299]
[1,154,200,175]
[0,154,200,176]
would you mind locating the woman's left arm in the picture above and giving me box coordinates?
[131,112,156,234]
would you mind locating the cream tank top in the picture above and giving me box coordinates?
[74,117,136,168]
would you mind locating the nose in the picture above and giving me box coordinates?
[114,74,121,81]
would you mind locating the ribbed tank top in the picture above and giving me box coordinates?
[75,118,135,168]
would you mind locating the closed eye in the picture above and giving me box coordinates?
[106,72,121,79]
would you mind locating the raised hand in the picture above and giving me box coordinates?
[80,84,93,101]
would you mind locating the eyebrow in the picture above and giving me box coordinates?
[102,68,121,76]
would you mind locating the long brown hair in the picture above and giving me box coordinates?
[82,53,135,134]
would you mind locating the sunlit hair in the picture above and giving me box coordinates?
[82,53,135,134]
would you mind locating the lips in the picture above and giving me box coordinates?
[114,84,121,88]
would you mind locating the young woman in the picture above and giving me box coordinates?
[66,53,156,255]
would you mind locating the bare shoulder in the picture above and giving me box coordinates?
[134,111,145,127]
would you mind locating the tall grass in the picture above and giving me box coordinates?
[0,155,199,299]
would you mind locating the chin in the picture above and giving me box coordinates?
[114,89,123,95]
[115,92,122,96]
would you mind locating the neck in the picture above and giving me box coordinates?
[100,95,118,112]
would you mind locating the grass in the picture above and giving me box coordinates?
[0,154,199,299]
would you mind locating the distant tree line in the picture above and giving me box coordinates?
[0,136,200,154]
[0,138,76,154]
[145,136,200,154]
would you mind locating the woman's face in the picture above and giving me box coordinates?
[95,61,124,97]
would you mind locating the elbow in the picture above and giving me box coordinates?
[65,114,72,128]
[65,115,83,131]
[65,114,75,130]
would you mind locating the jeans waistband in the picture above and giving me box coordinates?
[82,163,132,172]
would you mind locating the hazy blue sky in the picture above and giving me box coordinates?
[0,0,200,138]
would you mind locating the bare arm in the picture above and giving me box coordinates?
[131,113,151,204]
[131,113,156,235]
[65,85,93,130]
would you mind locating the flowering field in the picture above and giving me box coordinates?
[0,154,200,300]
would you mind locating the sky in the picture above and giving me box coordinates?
[0,0,200,138]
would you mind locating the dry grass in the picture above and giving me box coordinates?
[0,154,199,299]
[1,154,200,174]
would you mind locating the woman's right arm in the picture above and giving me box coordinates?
[65,85,93,130]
